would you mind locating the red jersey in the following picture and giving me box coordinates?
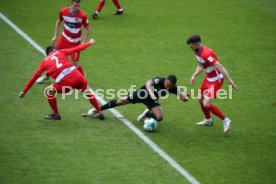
[195,46,223,82]
[22,42,92,93]
[59,7,89,43]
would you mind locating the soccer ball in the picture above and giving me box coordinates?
[143,118,158,132]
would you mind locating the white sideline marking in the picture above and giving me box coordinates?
[0,12,200,184]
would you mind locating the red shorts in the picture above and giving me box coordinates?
[53,70,88,93]
[56,35,81,62]
[200,78,224,99]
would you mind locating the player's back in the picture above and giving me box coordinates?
[41,51,74,80]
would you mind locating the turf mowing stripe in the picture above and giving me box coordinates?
[0,12,200,184]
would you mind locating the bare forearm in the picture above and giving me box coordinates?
[192,65,204,78]
[82,26,90,43]
[146,81,155,97]
[216,64,232,82]
[54,20,61,37]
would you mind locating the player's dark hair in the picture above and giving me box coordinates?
[167,75,177,85]
[186,34,201,44]
[45,45,56,56]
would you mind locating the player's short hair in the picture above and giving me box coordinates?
[45,45,56,56]
[71,0,81,3]
[167,75,177,85]
[186,34,201,44]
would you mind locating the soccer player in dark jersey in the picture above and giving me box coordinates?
[84,75,189,122]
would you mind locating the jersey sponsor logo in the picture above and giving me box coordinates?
[64,24,81,34]
[207,56,214,62]
[62,16,82,23]
[66,22,79,28]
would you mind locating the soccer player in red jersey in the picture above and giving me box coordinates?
[19,39,104,120]
[187,35,238,133]
[36,0,90,83]
[92,0,123,19]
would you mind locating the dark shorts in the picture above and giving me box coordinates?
[127,89,160,110]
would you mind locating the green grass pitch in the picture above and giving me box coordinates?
[0,0,275,183]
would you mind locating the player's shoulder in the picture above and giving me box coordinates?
[201,46,216,58]
[78,9,87,17]
[59,7,69,14]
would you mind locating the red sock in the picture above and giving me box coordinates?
[209,104,226,120]
[112,0,122,10]
[77,65,85,76]
[86,92,102,113]
[47,95,59,116]
[96,0,106,13]
[200,103,211,119]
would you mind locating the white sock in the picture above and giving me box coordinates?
[118,8,123,11]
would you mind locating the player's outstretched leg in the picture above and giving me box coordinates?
[83,97,129,117]
[44,86,61,120]
[92,0,106,19]
[112,0,123,15]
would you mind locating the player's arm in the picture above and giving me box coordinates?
[82,24,90,43]
[19,64,45,98]
[52,10,63,45]
[63,38,96,55]
[190,64,204,85]
[81,15,90,43]
[178,91,190,102]
[214,62,238,90]
[145,80,157,100]
[171,87,189,102]
[52,19,62,45]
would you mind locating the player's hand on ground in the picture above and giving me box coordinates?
[19,92,26,98]
[180,92,190,102]
[89,38,96,45]
[51,36,57,45]
[190,76,195,86]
